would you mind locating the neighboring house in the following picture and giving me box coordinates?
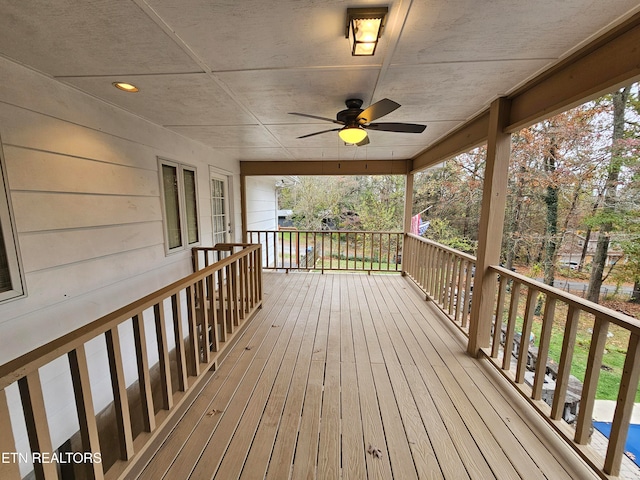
[558,231,625,268]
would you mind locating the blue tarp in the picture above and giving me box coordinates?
[593,422,640,467]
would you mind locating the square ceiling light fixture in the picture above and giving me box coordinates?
[346,7,388,56]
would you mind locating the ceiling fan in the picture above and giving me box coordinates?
[289,98,426,146]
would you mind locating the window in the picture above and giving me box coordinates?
[159,159,200,253]
[0,142,25,301]
[210,174,229,246]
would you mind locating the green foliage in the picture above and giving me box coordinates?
[422,218,476,253]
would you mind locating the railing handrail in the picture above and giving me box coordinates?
[247,229,404,274]
[405,233,477,262]
[0,244,261,391]
[403,234,640,477]
[489,264,640,335]
[249,229,404,234]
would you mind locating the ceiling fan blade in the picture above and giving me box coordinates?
[289,112,343,124]
[297,128,341,139]
[356,136,370,146]
[356,98,400,123]
[365,122,426,133]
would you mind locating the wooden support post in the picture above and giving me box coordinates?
[468,97,512,356]
[402,172,414,276]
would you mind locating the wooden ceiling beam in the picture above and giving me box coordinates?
[240,159,411,176]
[411,112,489,173]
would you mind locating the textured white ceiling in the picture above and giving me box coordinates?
[1,0,638,162]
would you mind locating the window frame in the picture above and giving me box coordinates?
[0,140,26,302]
[158,158,201,255]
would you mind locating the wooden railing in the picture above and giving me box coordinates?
[403,233,475,332]
[403,232,640,477]
[0,243,262,480]
[246,229,403,273]
[486,265,640,478]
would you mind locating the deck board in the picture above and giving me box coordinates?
[134,272,601,480]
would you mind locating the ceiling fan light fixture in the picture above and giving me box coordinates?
[346,7,388,56]
[339,126,368,144]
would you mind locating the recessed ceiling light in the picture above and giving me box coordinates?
[112,82,139,93]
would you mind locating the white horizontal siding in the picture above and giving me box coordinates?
[0,55,242,466]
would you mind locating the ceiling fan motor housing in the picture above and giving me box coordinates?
[337,98,365,126]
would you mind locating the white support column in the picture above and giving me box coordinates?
[468,97,512,356]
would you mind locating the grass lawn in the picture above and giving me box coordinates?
[512,296,640,402]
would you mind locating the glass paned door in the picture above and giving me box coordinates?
[211,175,229,245]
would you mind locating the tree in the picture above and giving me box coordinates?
[587,86,632,302]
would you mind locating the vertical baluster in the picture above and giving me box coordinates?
[417,241,424,291]
[461,261,474,329]
[19,370,57,480]
[0,388,20,479]
[273,231,277,269]
[132,313,156,432]
[171,293,188,392]
[192,248,199,272]
[250,250,257,308]
[491,276,508,358]
[439,251,447,304]
[255,248,262,304]
[532,297,556,400]
[105,327,135,460]
[153,303,173,410]
[231,261,240,326]
[197,279,211,362]
[327,232,332,270]
[515,288,538,383]
[502,280,521,370]
[224,265,233,334]
[434,249,443,300]
[395,233,401,271]
[423,243,431,293]
[424,243,430,292]
[345,232,349,270]
[575,316,609,443]
[432,247,440,298]
[455,258,465,324]
[448,256,458,314]
[604,333,640,477]
[442,253,451,307]
[551,305,580,420]
[207,272,220,349]
[426,245,433,295]
[443,252,452,306]
[236,256,244,320]
[68,345,104,479]
[186,285,200,376]
[370,232,375,271]
[216,267,226,345]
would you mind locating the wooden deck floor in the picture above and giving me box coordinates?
[130,272,600,480]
